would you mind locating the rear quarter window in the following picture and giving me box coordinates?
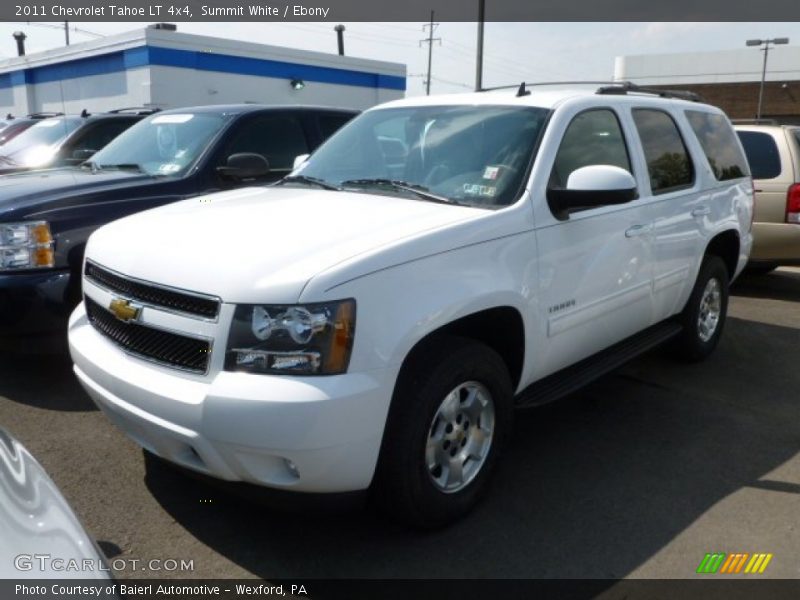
[685,110,748,181]
[736,130,782,180]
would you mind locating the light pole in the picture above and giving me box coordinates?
[746,37,789,120]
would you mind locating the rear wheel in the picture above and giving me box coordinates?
[372,336,513,529]
[673,255,729,362]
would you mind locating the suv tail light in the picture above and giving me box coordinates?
[788,184,800,224]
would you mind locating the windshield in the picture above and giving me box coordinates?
[292,105,549,207]
[0,117,82,166]
[89,112,228,176]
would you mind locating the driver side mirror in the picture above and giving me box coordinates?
[216,153,270,180]
[292,154,310,170]
[547,165,637,220]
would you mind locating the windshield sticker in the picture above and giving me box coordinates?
[463,183,496,197]
[483,166,500,180]
[152,114,194,124]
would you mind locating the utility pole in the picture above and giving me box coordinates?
[64,21,69,46]
[420,11,440,96]
[475,0,485,91]
[746,37,789,120]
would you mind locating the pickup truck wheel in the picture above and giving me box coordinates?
[673,255,729,362]
[373,337,513,529]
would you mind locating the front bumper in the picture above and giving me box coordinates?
[68,303,395,494]
[0,269,72,335]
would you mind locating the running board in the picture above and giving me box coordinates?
[514,320,683,408]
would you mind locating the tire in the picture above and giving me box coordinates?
[372,336,513,529]
[673,255,729,362]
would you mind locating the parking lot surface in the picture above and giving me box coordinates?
[1,268,798,579]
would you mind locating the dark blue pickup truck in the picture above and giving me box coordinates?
[0,104,357,336]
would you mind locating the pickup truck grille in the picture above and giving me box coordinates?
[85,261,220,319]
[85,296,211,374]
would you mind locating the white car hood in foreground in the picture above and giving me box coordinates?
[86,186,487,303]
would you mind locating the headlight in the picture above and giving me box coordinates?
[0,221,55,271]
[225,299,356,375]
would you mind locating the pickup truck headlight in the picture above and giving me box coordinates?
[225,300,356,375]
[0,221,55,271]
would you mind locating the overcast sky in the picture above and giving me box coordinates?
[0,21,799,96]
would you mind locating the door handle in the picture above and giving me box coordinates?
[625,224,652,238]
[691,206,711,217]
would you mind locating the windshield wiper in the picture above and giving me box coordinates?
[340,178,456,205]
[280,174,341,191]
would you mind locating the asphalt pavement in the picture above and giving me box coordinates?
[0,268,798,579]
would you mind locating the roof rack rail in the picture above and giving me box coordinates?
[478,80,705,102]
[730,118,779,125]
[596,81,704,103]
[107,106,161,115]
[479,80,629,93]
[27,111,64,119]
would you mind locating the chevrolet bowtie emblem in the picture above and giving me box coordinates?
[108,298,142,323]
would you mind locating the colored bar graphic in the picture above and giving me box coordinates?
[697,553,726,574]
[698,552,773,575]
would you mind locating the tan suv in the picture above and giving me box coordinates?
[735,123,800,272]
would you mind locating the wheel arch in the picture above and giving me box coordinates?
[703,229,740,280]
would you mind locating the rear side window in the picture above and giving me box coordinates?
[551,109,631,189]
[736,130,782,180]
[226,114,309,172]
[685,110,748,181]
[318,113,354,139]
[632,109,694,194]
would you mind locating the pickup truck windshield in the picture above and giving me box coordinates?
[0,117,82,166]
[294,105,549,207]
[89,113,227,176]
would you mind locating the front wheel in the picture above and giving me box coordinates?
[673,255,730,362]
[372,336,513,529]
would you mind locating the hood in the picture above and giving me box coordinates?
[87,186,487,303]
[0,167,156,220]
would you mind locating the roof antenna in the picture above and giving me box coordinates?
[516,82,530,97]
[80,108,90,118]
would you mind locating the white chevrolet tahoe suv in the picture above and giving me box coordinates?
[68,83,753,527]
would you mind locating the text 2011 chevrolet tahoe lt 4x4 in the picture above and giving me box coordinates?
[68,83,753,527]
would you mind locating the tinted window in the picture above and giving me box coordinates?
[736,130,782,180]
[633,109,694,194]
[685,110,748,181]
[226,114,308,172]
[318,114,354,139]
[65,119,138,156]
[551,109,631,188]
[792,129,800,153]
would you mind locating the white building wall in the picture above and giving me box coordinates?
[148,65,390,110]
[616,46,800,86]
[0,28,405,117]
[23,68,153,115]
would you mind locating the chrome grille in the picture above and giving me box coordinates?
[85,261,220,319]
[85,296,211,374]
